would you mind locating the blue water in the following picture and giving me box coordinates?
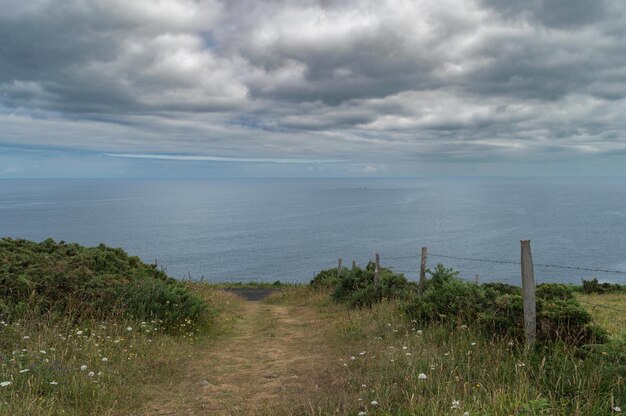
[1,178,625,285]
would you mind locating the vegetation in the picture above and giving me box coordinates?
[268,285,626,416]
[0,238,208,332]
[580,278,626,294]
[2,238,624,415]
[313,263,610,346]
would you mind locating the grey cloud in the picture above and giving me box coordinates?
[1,0,626,170]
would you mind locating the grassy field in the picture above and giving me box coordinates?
[265,288,625,416]
[0,283,245,415]
[2,282,624,415]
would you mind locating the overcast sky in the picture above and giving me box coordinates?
[1,0,626,177]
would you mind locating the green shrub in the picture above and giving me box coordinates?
[310,267,341,288]
[402,264,608,345]
[581,278,625,294]
[0,238,207,332]
[313,262,415,308]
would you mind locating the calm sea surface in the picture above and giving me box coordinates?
[1,178,625,285]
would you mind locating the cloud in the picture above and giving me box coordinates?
[1,0,626,175]
[103,153,344,164]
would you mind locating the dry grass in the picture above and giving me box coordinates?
[269,287,625,416]
[0,285,241,416]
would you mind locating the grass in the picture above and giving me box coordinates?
[0,283,243,415]
[267,287,626,416]
[1,281,624,415]
[576,293,626,338]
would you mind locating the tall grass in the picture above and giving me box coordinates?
[274,288,625,416]
[0,283,240,415]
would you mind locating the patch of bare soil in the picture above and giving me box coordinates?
[139,302,340,415]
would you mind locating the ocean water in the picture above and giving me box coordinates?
[1,177,625,285]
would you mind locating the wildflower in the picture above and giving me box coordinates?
[350,356,356,361]
[508,341,514,347]
[463,413,470,416]
[359,351,366,356]
[23,336,30,339]
[0,381,11,387]
[370,400,379,406]
[126,327,133,332]
[417,330,423,335]
[358,412,367,416]
[402,346,408,350]
[451,400,461,409]
[76,330,83,335]
[39,350,46,354]
[405,353,412,356]
[614,407,621,412]
[460,325,468,329]
[80,365,88,371]
[88,371,95,377]
[470,342,477,346]
[19,369,29,373]
[102,357,108,362]
[418,373,427,380]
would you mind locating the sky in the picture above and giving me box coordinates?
[1,0,626,178]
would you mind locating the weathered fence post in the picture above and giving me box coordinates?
[352,260,356,270]
[338,258,343,275]
[521,240,537,346]
[418,247,428,297]
[474,274,479,285]
[374,253,380,282]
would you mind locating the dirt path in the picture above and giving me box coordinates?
[142,301,338,415]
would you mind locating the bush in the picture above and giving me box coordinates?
[0,238,207,332]
[403,264,608,345]
[311,262,415,308]
[581,278,625,294]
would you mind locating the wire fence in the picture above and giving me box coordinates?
[320,245,626,317]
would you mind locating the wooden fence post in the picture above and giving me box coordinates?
[521,240,537,346]
[338,258,343,275]
[374,253,380,282]
[418,247,428,297]
[352,260,356,270]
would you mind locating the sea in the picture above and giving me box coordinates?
[1,177,625,285]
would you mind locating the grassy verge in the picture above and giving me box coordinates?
[0,283,243,416]
[577,293,626,338]
[269,287,626,416]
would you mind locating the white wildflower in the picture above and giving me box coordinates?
[417,330,423,335]
[350,356,356,361]
[418,373,427,380]
[358,412,367,416]
[126,327,133,332]
[451,400,461,409]
[23,336,30,339]
[19,369,29,373]
[370,400,379,406]
[88,371,95,377]
[102,357,108,362]
[80,365,87,371]
[76,330,83,335]
[0,381,11,387]
[50,381,58,385]
[463,412,470,416]
[614,407,621,412]
[470,342,477,346]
